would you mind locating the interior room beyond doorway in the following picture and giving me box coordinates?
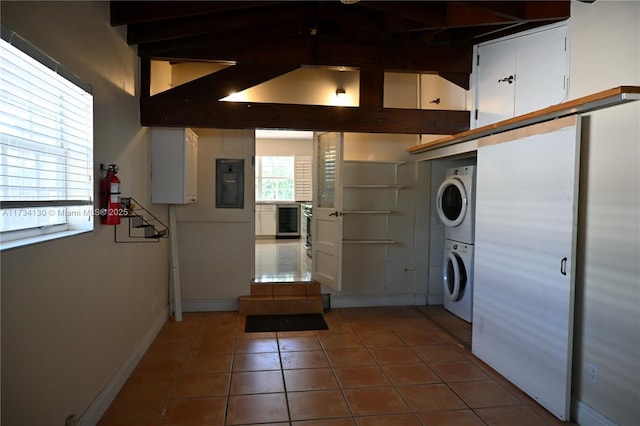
[254,129,313,283]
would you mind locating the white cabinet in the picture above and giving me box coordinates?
[255,204,276,236]
[342,160,405,245]
[473,22,569,128]
[151,127,198,204]
[420,74,468,110]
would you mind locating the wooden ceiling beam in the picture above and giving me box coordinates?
[140,97,470,135]
[357,1,447,28]
[152,63,299,101]
[140,37,472,76]
[126,3,314,46]
[438,72,471,90]
[110,1,284,26]
[359,68,385,108]
[445,1,569,28]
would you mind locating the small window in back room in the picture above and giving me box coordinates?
[255,156,294,202]
[0,27,94,250]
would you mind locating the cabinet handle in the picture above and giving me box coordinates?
[430,98,441,105]
[498,75,515,84]
[560,257,567,275]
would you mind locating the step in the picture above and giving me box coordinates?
[239,281,323,316]
[249,282,320,297]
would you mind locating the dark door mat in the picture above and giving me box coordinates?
[245,313,329,333]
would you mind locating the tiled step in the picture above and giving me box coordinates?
[239,282,323,316]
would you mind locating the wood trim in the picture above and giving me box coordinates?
[151,63,299,101]
[408,86,640,154]
[478,115,577,147]
[140,97,470,134]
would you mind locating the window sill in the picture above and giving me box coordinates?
[1,228,92,251]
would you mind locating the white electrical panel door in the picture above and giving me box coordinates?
[472,115,580,421]
[151,128,198,204]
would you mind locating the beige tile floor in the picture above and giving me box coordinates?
[99,306,575,425]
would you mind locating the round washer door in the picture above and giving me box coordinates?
[443,251,468,302]
[436,178,468,227]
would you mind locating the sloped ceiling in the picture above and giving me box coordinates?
[111,1,570,134]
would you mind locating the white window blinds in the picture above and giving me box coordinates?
[0,29,93,244]
[1,37,93,204]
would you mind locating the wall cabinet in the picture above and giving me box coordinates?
[473,23,568,128]
[255,204,276,236]
[342,160,405,245]
[151,127,198,204]
[420,74,467,111]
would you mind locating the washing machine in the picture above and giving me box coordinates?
[436,165,476,244]
[443,239,473,323]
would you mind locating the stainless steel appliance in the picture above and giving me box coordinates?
[276,204,300,238]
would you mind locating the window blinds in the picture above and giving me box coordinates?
[0,36,93,208]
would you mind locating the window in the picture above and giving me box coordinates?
[255,156,294,202]
[0,28,93,250]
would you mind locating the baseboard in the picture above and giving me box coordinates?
[571,399,619,426]
[427,293,444,305]
[182,298,239,312]
[79,307,169,426]
[329,293,427,308]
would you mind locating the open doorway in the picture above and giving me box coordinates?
[254,129,313,283]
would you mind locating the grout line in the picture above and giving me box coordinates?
[275,331,293,424]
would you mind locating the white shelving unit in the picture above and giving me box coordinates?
[342,160,405,247]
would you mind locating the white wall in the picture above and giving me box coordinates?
[1,2,170,425]
[256,137,313,157]
[569,2,640,425]
[176,129,255,311]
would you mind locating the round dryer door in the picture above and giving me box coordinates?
[443,251,467,302]
[436,177,468,227]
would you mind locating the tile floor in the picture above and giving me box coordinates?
[99,306,574,425]
[255,238,311,283]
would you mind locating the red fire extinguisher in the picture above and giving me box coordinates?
[100,164,121,225]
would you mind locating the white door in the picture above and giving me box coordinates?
[312,132,343,291]
[514,24,568,116]
[472,115,580,420]
[475,36,518,127]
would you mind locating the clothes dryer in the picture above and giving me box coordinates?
[436,165,476,244]
[443,239,473,323]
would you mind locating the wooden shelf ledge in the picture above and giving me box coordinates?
[408,86,640,155]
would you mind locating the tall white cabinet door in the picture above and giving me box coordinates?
[151,127,198,204]
[472,115,581,420]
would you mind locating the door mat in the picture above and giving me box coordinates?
[245,313,329,333]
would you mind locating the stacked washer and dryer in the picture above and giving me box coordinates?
[436,165,476,323]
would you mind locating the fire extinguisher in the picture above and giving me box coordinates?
[100,164,121,225]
